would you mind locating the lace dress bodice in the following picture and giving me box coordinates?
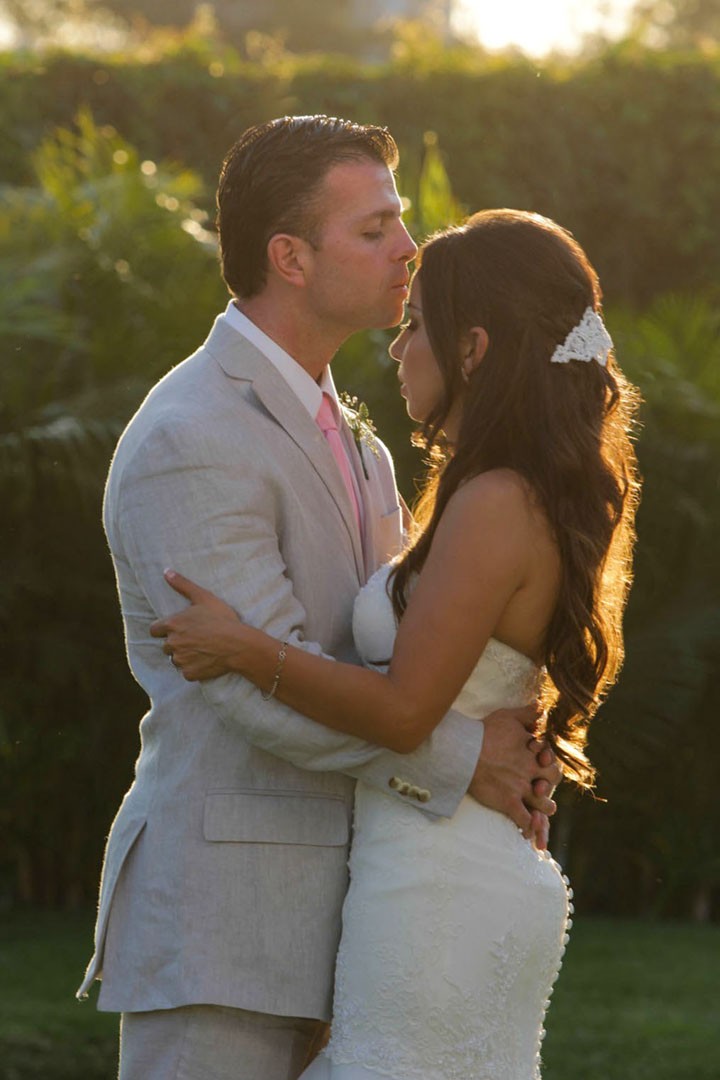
[302,564,571,1080]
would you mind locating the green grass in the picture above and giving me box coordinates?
[1,911,718,1079]
[542,917,720,1080]
[0,910,117,1080]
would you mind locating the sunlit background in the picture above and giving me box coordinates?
[453,0,634,53]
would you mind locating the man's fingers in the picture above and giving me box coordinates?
[530,811,550,851]
[163,568,208,603]
[529,743,561,795]
[526,739,561,789]
[525,791,557,816]
[527,740,556,770]
[515,702,543,733]
[532,777,552,799]
[506,798,533,834]
[536,745,556,769]
[541,760,563,789]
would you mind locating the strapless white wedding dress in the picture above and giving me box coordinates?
[301,565,571,1080]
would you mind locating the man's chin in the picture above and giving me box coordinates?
[349,301,405,334]
[373,307,405,331]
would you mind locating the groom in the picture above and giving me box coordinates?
[78,115,560,1078]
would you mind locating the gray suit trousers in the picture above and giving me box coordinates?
[119,1005,326,1080]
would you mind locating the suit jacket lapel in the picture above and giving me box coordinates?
[206,316,365,582]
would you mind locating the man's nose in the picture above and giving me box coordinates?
[398,223,418,262]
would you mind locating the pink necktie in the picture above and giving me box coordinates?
[316,393,361,531]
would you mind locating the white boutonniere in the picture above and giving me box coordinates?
[339,392,380,478]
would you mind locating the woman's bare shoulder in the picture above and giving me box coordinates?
[451,468,536,523]
[439,468,556,571]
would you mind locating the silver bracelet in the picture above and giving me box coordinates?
[261,641,289,700]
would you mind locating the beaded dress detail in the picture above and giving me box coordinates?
[301,564,571,1080]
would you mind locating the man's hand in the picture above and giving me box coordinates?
[467,703,562,850]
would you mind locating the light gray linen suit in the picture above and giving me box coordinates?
[78,311,485,1031]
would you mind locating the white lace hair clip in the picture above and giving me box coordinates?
[550,307,613,367]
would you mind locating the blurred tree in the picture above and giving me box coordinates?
[221,0,360,54]
[567,294,720,921]
[405,130,466,239]
[3,0,364,53]
[630,0,720,47]
[2,0,77,30]
[95,0,197,24]
[1,0,121,41]
[0,110,224,904]
[1,0,451,56]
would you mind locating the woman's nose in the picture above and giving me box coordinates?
[389,333,403,363]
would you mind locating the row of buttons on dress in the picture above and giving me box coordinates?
[388,775,431,803]
[536,861,574,1071]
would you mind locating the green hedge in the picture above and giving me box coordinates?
[2,45,720,917]
[2,44,720,306]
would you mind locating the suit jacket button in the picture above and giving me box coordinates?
[417,789,431,803]
[398,782,411,796]
[388,776,402,790]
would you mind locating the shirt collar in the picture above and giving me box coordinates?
[223,300,339,420]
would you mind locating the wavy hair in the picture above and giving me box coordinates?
[390,209,641,786]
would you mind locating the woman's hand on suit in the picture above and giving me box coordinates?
[150,570,245,681]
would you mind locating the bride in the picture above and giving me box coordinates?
[152,209,640,1079]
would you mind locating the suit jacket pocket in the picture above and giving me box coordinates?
[203,789,350,847]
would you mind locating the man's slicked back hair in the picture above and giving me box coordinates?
[216,115,399,299]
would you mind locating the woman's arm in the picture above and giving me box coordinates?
[152,471,538,754]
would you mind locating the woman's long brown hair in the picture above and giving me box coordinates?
[390,209,641,786]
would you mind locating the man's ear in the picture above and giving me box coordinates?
[460,327,489,382]
[266,233,311,288]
